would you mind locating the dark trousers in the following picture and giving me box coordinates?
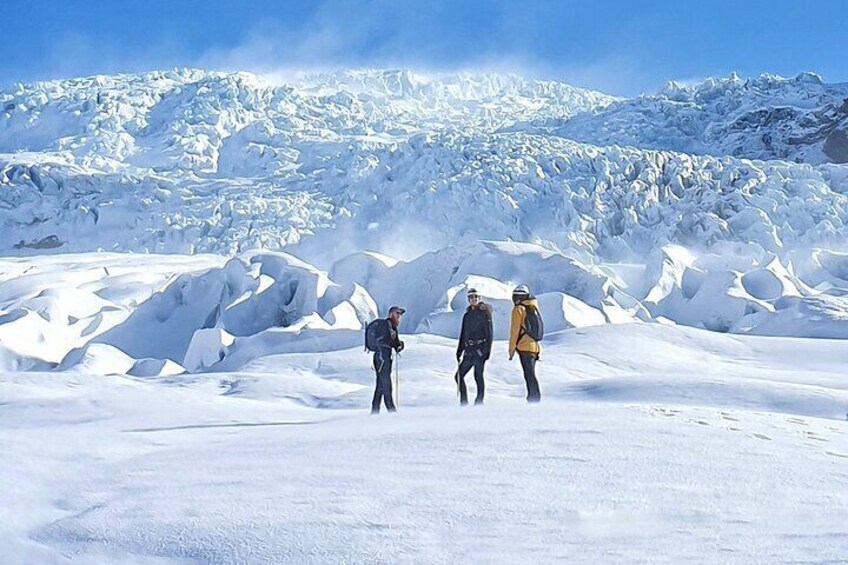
[518,351,541,402]
[457,353,486,405]
[372,351,396,413]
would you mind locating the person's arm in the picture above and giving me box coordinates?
[484,308,493,360]
[509,306,523,360]
[391,324,404,352]
[456,313,467,360]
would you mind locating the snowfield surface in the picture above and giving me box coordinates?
[3,326,848,564]
[2,67,848,563]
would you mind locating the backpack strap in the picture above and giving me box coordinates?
[516,304,528,344]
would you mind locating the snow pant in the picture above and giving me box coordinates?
[518,351,541,402]
[457,352,486,405]
[372,351,396,413]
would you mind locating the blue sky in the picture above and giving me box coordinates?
[3,0,847,95]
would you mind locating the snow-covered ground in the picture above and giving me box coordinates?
[3,324,848,564]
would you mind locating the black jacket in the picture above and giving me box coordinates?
[457,302,493,360]
[372,318,402,353]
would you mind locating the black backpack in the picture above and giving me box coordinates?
[522,304,544,341]
[364,319,382,352]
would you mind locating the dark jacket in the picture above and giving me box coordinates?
[372,318,402,354]
[457,302,493,360]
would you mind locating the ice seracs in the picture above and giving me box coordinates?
[2,69,847,263]
[3,238,848,376]
[543,72,848,164]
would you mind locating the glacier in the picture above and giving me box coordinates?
[527,72,848,164]
[2,68,848,563]
[1,69,846,261]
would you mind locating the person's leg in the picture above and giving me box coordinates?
[457,355,474,405]
[518,352,530,401]
[473,358,485,404]
[528,359,541,402]
[371,354,384,413]
[519,352,541,403]
[527,354,540,402]
[381,356,396,412]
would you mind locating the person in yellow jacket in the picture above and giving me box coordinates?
[509,285,542,402]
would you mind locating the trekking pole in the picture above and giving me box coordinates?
[394,352,400,409]
[455,354,462,400]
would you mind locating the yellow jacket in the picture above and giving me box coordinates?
[509,298,541,358]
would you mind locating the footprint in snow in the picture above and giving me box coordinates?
[825,451,848,459]
[752,433,772,441]
[684,418,709,426]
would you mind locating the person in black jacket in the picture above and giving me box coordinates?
[371,306,405,414]
[455,288,493,405]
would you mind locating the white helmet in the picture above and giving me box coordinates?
[512,285,530,296]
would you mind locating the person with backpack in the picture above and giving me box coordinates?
[455,288,493,406]
[364,306,406,414]
[508,285,543,403]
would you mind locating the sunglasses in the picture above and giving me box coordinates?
[467,294,480,301]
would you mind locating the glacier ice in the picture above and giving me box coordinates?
[1,68,848,374]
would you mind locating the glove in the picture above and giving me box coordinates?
[396,341,405,353]
[508,353,514,361]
